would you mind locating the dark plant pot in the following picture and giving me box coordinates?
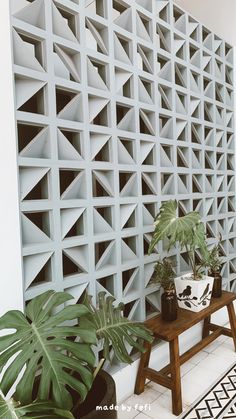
[161,289,177,321]
[73,370,117,419]
[209,271,222,298]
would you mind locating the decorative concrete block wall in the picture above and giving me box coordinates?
[11,0,235,322]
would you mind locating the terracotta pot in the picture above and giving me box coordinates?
[161,288,177,321]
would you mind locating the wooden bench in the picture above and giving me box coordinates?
[135,291,236,416]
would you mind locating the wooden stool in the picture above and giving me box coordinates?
[135,291,236,416]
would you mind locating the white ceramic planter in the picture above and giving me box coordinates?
[174,273,214,312]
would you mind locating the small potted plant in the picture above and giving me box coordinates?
[202,243,223,298]
[0,290,153,418]
[152,258,177,321]
[148,200,214,312]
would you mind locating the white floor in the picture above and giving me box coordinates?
[118,331,236,419]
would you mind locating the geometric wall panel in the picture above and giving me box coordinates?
[11,0,235,328]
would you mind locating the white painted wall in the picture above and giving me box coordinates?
[0,2,23,315]
[175,0,236,46]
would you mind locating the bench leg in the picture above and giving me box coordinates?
[202,315,211,339]
[134,341,152,395]
[227,302,236,351]
[169,338,182,416]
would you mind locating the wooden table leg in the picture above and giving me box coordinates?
[169,338,182,416]
[202,315,211,339]
[227,302,236,351]
[134,341,152,395]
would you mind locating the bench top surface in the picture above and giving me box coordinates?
[145,291,236,341]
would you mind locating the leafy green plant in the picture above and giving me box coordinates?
[0,290,96,410]
[0,290,153,418]
[148,200,208,279]
[202,244,222,273]
[151,258,175,291]
[82,291,152,364]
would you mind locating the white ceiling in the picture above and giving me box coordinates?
[175,0,236,46]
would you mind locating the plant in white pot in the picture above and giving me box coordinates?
[148,200,214,312]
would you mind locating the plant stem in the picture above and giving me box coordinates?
[185,245,195,275]
[93,358,105,379]
[192,250,196,279]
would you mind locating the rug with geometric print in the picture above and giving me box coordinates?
[181,363,236,419]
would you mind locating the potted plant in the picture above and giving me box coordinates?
[148,200,214,312]
[202,243,223,298]
[152,258,177,321]
[0,290,153,418]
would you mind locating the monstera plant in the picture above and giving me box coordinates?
[148,200,214,313]
[82,292,150,363]
[0,290,152,418]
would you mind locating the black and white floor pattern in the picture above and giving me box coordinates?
[181,363,236,419]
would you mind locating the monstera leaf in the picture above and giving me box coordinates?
[148,200,208,256]
[0,395,74,418]
[82,292,153,364]
[0,291,97,410]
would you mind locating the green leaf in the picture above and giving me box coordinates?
[47,326,96,343]
[0,291,96,410]
[0,311,28,331]
[152,258,175,290]
[26,290,55,322]
[0,395,74,419]
[35,292,74,324]
[149,200,203,253]
[82,292,153,364]
[44,305,90,328]
[201,244,222,272]
[148,201,208,273]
